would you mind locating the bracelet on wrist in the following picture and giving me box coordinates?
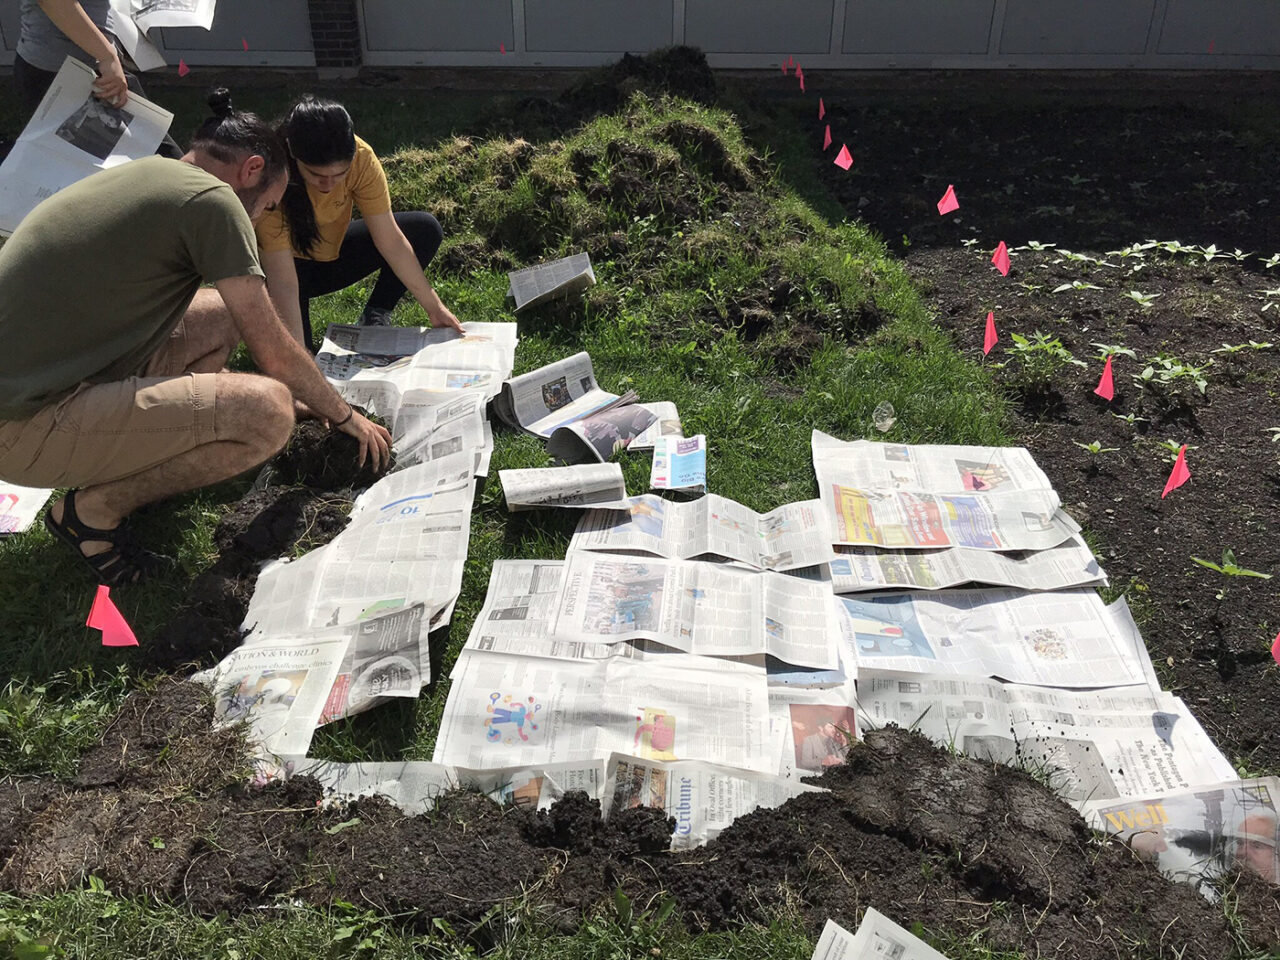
[332,406,354,429]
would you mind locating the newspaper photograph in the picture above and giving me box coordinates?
[507,252,595,311]
[834,588,1156,688]
[813,911,953,960]
[389,391,491,476]
[242,466,475,641]
[812,431,1072,551]
[491,351,628,438]
[602,753,824,849]
[547,401,659,464]
[1083,778,1280,892]
[828,533,1104,592]
[500,463,632,511]
[551,553,839,669]
[768,675,859,780]
[205,636,346,756]
[569,494,837,571]
[650,435,707,492]
[434,649,773,772]
[627,401,683,451]
[130,0,217,32]
[315,322,517,418]
[318,603,430,724]
[856,672,1238,806]
[0,57,173,235]
[0,482,53,534]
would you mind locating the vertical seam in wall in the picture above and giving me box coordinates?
[353,0,370,58]
[673,0,686,46]
[512,0,526,54]
[830,0,848,58]
[1145,0,1171,63]
[988,0,1010,58]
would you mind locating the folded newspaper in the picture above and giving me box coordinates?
[857,672,1237,806]
[1083,778,1280,892]
[0,482,54,534]
[0,57,173,235]
[500,463,632,511]
[506,252,595,312]
[131,0,218,32]
[834,587,1158,688]
[547,401,658,464]
[828,533,1104,592]
[569,493,837,571]
[650,435,707,492]
[812,431,1073,551]
[106,0,166,71]
[813,911,952,960]
[627,401,683,451]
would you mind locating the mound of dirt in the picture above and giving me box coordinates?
[269,419,390,491]
[560,45,717,118]
[1,682,1262,957]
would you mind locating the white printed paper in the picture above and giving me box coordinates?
[500,463,632,511]
[650,435,706,492]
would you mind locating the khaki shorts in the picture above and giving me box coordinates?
[0,372,217,489]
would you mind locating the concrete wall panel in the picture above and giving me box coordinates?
[685,0,834,54]
[1158,0,1280,56]
[843,0,995,54]
[361,0,513,52]
[1000,0,1155,55]
[158,0,313,52]
[526,1,671,53]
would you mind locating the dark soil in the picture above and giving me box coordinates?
[806,76,1280,773]
[1,681,1260,959]
[146,422,365,671]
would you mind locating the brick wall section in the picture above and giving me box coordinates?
[307,0,362,68]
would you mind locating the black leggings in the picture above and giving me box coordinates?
[12,52,184,159]
[294,210,444,353]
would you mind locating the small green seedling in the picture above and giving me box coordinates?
[1267,426,1280,443]
[1024,240,1055,251]
[1262,253,1280,269]
[1191,549,1272,600]
[1052,281,1102,293]
[1157,438,1199,462]
[1091,342,1138,361]
[1111,411,1148,427]
[1124,290,1160,309]
[998,332,1085,393]
[1212,340,1273,355]
[1134,355,1211,402]
[1196,243,1224,262]
[1228,248,1253,262]
[1074,440,1118,455]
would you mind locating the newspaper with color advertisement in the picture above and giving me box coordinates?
[812,911,953,960]
[856,671,1238,807]
[569,493,838,571]
[602,753,825,850]
[433,647,773,772]
[812,431,1073,551]
[500,463,632,511]
[828,532,1104,592]
[0,482,53,534]
[551,552,839,669]
[0,57,173,235]
[768,670,859,780]
[1083,778,1280,893]
[650,435,707,492]
[834,587,1157,688]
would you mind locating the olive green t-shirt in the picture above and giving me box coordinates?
[0,156,264,421]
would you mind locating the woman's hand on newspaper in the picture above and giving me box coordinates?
[339,410,393,472]
[92,54,129,108]
[424,296,465,334]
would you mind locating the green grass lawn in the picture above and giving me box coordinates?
[0,71,1022,958]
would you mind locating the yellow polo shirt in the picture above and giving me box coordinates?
[256,136,392,262]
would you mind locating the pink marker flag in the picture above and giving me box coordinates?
[1208,40,1216,54]
[781,61,789,75]
[500,41,507,54]
[787,54,794,70]
[1272,631,1280,665]
[87,584,138,648]
[1094,356,1115,401]
[983,311,998,355]
[833,144,853,170]
[797,66,805,93]
[936,184,959,215]
[177,58,190,77]
[822,124,832,150]
[818,98,825,120]
[1162,445,1191,498]
[991,241,1010,276]
[242,37,249,52]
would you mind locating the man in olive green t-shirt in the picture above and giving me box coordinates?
[0,146,391,587]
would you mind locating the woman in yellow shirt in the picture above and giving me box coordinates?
[256,96,461,352]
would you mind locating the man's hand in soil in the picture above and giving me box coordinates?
[340,411,392,472]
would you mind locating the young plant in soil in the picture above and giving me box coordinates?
[996,332,1085,409]
[1190,549,1272,601]
[1073,440,1119,475]
[1133,353,1212,416]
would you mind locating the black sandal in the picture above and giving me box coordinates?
[43,490,168,587]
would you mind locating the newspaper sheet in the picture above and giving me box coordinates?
[315,322,517,419]
[570,494,837,572]
[627,401,683,451]
[769,673,859,780]
[0,482,53,534]
[507,252,596,311]
[812,431,1071,551]
[205,636,345,756]
[242,465,474,640]
[829,533,1105,592]
[551,553,839,669]
[1083,778,1280,892]
[650,435,706,492]
[491,351,625,438]
[107,0,166,70]
[547,402,658,464]
[834,588,1155,688]
[857,672,1238,806]
[500,463,632,511]
[130,0,217,32]
[813,911,953,960]
[389,391,491,477]
[433,649,773,772]
[0,58,173,235]
[317,603,430,724]
[279,756,606,814]
[603,753,825,849]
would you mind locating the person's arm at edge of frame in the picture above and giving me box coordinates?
[363,211,464,332]
[37,0,128,105]
[214,273,392,470]
[260,247,309,348]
